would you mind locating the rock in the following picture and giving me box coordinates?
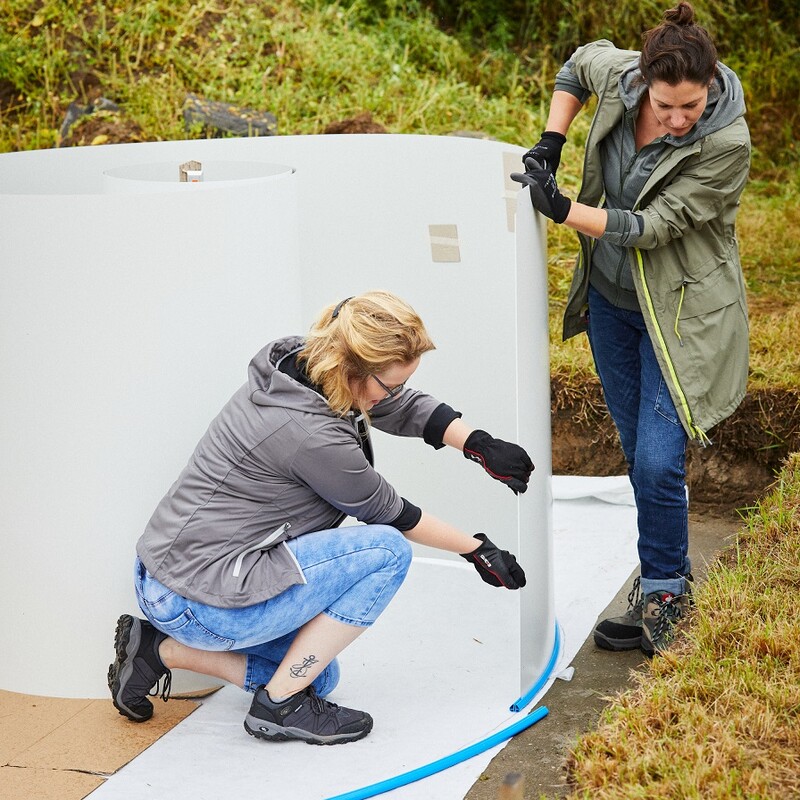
[182,93,277,137]
[58,98,146,147]
[58,97,120,145]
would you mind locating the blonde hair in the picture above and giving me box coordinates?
[298,291,435,417]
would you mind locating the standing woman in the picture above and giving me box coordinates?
[513,2,750,654]
[108,290,532,744]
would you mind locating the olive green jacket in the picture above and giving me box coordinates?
[562,41,751,442]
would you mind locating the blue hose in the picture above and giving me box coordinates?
[324,620,562,800]
[325,705,549,800]
[510,621,562,712]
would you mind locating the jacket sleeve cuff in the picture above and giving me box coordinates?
[422,403,462,450]
[387,498,423,532]
[601,208,645,246]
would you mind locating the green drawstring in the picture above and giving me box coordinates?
[674,282,686,345]
[695,426,713,447]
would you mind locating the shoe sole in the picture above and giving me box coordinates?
[107,614,153,722]
[641,630,675,658]
[593,631,642,651]
[243,715,372,746]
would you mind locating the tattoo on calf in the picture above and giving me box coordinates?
[289,654,319,679]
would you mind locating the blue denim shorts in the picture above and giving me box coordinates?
[134,524,412,694]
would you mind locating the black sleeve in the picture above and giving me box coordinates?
[422,403,462,450]
[386,498,423,532]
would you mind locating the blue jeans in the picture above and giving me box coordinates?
[587,285,690,597]
[135,524,412,696]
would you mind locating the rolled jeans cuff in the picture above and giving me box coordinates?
[641,571,691,599]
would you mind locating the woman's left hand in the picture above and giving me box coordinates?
[460,533,526,589]
[463,429,534,494]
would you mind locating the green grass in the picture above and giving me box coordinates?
[739,178,800,391]
[0,0,546,149]
[565,453,800,799]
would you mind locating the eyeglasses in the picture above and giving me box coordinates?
[372,374,406,400]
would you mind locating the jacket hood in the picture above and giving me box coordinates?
[247,336,332,415]
[619,59,746,146]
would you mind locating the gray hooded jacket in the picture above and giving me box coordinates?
[136,336,460,608]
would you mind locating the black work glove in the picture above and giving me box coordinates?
[521,131,567,174]
[460,533,526,589]
[463,429,534,494]
[510,158,572,224]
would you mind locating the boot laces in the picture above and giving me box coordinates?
[627,576,642,613]
[148,670,173,703]
[306,686,338,716]
[652,593,683,641]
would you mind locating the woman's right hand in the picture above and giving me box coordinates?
[521,131,567,174]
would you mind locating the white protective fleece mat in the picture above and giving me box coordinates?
[88,476,638,800]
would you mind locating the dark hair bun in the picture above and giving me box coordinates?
[664,2,696,26]
[640,1,716,85]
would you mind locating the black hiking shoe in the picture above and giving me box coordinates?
[244,685,373,745]
[108,614,171,722]
[593,576,645,651]
[594,573,694,652]
[641,590,691,656]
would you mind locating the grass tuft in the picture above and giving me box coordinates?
[0,0,546,149]
[565,453,800,799]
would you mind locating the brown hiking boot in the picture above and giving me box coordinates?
[641,590,691,656]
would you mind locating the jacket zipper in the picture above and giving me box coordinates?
[634,248,711,445]
[614,112,638,293]
[232,522,291,578]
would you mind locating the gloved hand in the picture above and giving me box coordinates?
[521,131,567,174]
[463,429,534,494]
[460,534,526,589]
[510,158,572,224]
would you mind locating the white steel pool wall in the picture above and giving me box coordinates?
[0,134,552,700]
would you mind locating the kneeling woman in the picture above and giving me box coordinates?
[108,290,532,745]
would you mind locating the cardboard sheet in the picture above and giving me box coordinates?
[0,690,198,800]
[0,766,103,800]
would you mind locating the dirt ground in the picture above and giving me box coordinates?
[551,378,800,509]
